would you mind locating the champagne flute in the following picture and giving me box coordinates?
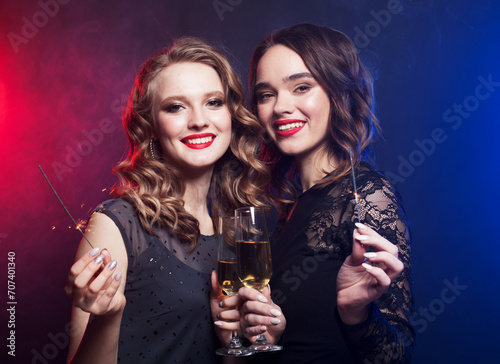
[235,206,283,352]
[216,216,253,357]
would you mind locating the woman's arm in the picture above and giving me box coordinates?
[336,182,415,363]
[65,212,128,364]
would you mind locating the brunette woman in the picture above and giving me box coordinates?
[235,23,414,363]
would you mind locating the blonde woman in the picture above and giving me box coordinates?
[64,37,270,364]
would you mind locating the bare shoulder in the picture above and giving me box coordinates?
[75,212,126,258]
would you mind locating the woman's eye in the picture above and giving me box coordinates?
[207,99,224,107]
[295,85,311,93]
[257,92,273,103]
[165,104,183,113]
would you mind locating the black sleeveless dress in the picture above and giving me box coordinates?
[95,199,221,364]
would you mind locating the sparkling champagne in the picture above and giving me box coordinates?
[218,260,243,296]
[236,240,272,292]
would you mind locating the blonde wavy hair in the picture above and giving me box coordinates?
[113,37,270,251]
[249,23,381,213]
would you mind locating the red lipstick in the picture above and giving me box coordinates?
[181,133,215,149]
[274,119,306,137]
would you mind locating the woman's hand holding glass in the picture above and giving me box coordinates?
[211,272,241,342]
[237,285,285,345]
[212,216,253,356]
[235,207,283,352]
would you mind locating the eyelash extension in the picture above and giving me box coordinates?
[207,99,224,107]
[295,84,311,93]
[165,104,183,112]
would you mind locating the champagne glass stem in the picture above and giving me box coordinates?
[215,299,252,356]
[228,330,241,347]
[254,333,269,345]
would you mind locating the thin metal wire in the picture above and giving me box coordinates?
[348,148,361,224]
[38,165,93,248]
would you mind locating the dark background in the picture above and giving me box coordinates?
[1,0,498,363]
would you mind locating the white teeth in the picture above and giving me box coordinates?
[277,122,305,131]
[185,136,213,145]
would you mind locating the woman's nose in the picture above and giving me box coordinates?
[273,92,294,115]
[188,107,209,129]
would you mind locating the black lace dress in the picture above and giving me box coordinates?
[95,199,222,364]
[250,162,414,363]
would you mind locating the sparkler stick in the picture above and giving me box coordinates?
[348,147,361,224]
[38,165,94,248]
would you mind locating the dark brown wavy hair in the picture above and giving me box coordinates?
[249,23,380,213]
[113,37,270,251]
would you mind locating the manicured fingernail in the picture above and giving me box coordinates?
[356,235,369,241]
[219,301,224,308]
[363,252,377,259]
[362,263,373,271]
[260,326,267,332]
[114,272,122,281]
[108,260,117,271]
[257,295,268,303]
[355,222,367,230]
[94,255,104,264]
[270,309,282,317]
[270,318,281,325]
[214,321,222,326]
[89,247,100,257]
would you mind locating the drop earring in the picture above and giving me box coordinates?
[149,138,157,160]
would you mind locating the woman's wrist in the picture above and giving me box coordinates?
[337,303,370,325]
[88,306,125,327]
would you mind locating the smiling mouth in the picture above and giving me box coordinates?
[184,136,214,145]
[277,121,305,131]
[181,134,216,149]
[274,120,306,137]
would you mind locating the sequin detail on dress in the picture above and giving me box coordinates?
[95,199,221,363]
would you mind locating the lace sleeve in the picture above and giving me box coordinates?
[338,174,415,363]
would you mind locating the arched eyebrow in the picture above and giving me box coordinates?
[286,72,314,82]
[158,90,225,106]
[254,72,314,92]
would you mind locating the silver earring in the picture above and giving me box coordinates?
[149,138,157,160]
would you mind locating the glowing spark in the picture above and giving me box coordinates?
[75,219,86,230]
[38,165,94,248]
